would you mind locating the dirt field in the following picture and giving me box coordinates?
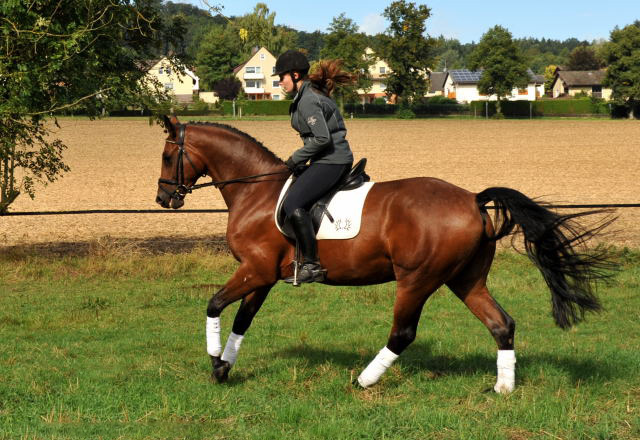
[2,118,639,249]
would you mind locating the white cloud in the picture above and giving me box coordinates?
[359,13,386,35]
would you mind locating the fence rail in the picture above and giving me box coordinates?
[2,204,640,217]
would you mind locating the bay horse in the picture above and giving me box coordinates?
[155,115,614,392]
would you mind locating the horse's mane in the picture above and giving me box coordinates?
[188,121,284,164]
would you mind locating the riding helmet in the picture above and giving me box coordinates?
[273,50,310,77]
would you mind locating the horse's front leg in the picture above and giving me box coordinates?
[206,264,275,383]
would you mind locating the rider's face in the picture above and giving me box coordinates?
[279,72,298,94]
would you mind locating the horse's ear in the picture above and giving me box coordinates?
[162,115,177,139]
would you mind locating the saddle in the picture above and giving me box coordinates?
[276,158,371,238]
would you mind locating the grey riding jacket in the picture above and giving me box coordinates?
[289,81,354,166]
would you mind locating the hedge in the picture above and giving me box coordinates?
[344,102,469,116]
[469,99,612,117]
[221,100,291,116]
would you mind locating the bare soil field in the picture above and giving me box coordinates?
[2,118,639,250]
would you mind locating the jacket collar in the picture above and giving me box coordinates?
[292,80,310,104]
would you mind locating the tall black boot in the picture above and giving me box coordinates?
[283,208,327,285]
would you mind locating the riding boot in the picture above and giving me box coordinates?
[283,208,327,285]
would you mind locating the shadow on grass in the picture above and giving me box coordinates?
[274,340,629,386]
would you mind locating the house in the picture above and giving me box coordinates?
[426,71,447,97]
[442,69,544,103]
[145,57,199,103]
[357,48,395,104]
[551,70,612,99]
[233,47,283,100]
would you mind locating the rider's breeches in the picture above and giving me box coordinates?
[282,162,351,218]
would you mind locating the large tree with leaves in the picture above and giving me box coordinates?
[468,25,530,116]
[320,14,374,105]
[567,45,602,70]
[195,25,245,90]
[602,22,640,119]
[0,0,185,213]
[378,0,436,107]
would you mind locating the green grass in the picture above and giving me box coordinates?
[1,245,639,440]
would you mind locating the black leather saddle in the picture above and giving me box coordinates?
[276,158,371,238]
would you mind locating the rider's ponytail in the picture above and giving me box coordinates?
[307,60,356,97]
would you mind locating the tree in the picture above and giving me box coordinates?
[602,22,640,119]
[195,25,245,90]
[213,76,243,100]
[320,14,374,106]
[544,65,558,94]
[379,0,437,107]
[0,0,184,213]
[468,25,530,116]
[567,45,602,70]
[236,3,296,56]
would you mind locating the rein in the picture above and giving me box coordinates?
[158,123,289,201]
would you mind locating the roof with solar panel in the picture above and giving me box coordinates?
[449,70,483,84]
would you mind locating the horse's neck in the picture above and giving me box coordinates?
[198,128,284,210]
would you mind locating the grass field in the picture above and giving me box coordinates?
[1,244,638,440]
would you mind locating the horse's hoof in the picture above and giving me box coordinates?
[351,378,367,390]
[211,357,231,383]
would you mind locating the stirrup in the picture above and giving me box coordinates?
[284,262,327,286]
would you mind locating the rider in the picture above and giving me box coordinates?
[275,50,355,285]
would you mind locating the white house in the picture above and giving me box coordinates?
[443,69,544,103]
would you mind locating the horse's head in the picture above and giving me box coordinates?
[156,115,207,209]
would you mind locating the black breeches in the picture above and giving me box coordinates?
[282,162,351,218]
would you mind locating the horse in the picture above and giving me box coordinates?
[155,115,615,392]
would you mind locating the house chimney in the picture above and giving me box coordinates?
[252,46,259,55]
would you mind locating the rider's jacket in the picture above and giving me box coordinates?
[289,81,354,166]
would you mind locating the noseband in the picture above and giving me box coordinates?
[158,123,290,201]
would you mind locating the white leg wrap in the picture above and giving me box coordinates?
[206,317,222,357]
[494,349,516,394]
[357,346,399,388]
[221,332,244,366]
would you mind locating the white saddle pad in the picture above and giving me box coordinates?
[275,177,375,240]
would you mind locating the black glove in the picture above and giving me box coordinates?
[285,157,307,176]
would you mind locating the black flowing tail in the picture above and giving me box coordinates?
[476,187,617,329]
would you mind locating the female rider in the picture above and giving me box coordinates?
[275,50,355,285]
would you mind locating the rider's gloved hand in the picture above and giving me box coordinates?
[285,157,307,177]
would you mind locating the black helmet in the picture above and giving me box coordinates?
[273,50,310,77]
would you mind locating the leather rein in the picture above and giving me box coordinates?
[157,124,289,201]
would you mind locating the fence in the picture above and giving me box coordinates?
[2,203,639,217]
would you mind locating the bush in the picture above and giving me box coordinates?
[396,108,416,119]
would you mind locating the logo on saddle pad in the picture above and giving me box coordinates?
[275,177,375,240]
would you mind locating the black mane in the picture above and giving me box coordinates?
[188,121,284,164]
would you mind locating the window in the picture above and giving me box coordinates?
[272,95,280,100]
[272,66,276,74]
[158,67,163,74]
[379,83,386,90]
[245,66,261,73]
[165,67,171,75]
[379,66,386,74]
[272,80,280,87]
[518,88,528,95]
[164,83,173,90]
[245,80,261,88]
[260,53,265,60]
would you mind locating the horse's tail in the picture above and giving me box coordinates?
[476,187,617,329]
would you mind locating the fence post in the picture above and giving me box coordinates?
[530,102,533,119]
[485,101,488,119]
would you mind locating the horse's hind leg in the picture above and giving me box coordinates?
[357,279,439,388]
[447,254,516,393]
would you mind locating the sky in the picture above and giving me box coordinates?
[181,0,640,43]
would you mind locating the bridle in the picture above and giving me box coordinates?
[157,123,289,202]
